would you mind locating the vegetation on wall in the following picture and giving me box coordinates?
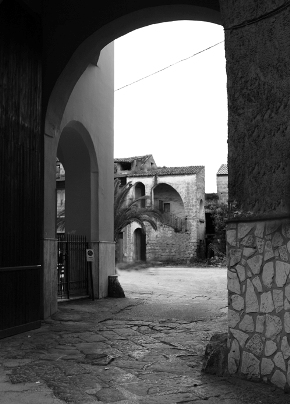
[207,200,228,255]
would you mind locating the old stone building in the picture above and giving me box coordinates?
[115,155,205,264]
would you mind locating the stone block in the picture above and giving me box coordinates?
[286,285,290,301]
[272,232,284,248]
[279,245,288,261]
[266,221,280,235]
[238,223,255,240]
[230,328,249,348]
[256,237,265,254]
[227,338,240,375]
[274,352,286,371]
[264,241,274,261]
[241,351,260,380]
[271,370,286,389]
[241,234,255,247]
[229,249,242,267]
[281,336,290,359]
[227,229,237,247]
[228,270,241,294]
[243,247,256,258]
[239,314,254,332]
[260,291,274,313]
[255,223,265,238]
[252,276,263,292]
[265,315,282,340]
[256,315,265,333]
[285,312,290,333]
[276,261,290,287]
[231,295,244,311]
[265,340,277,356]
[247,254,263,275]
[236,265,246,282]
[285,298,290,311]
[282,223,290,239]
[261,358,274,375]
[273,289,283,313]
[262,262,274,288]
[228,309,240,328]
[245,334,263,357]
[202,333,228,376]
[246,280,259,313]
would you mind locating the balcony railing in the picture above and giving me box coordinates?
[161,212,187,233]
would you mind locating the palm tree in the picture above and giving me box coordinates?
[114,179,162,241]
[56,179,163,238]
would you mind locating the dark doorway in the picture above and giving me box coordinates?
[134,229,146,261]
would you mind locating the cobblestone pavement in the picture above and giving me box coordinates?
[0,267,290,403]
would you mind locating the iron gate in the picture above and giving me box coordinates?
[57,234,89,299]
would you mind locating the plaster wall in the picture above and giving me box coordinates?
[217,175,228,204]
[43,43,114,316]
[154,183,185,217]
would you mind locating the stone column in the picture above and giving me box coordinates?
[220,0,290,389]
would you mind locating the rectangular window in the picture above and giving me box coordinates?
[164,203,170,213]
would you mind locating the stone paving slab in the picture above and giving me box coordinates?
[0,295,290,403]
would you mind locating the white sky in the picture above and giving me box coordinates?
[114,21,227,193]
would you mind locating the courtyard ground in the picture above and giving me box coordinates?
[0,266,289,403]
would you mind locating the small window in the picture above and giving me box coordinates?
[120,162,131,170]
[119,177,126,186]
[164,203,170,213]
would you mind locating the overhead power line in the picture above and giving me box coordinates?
[114,40,224,92]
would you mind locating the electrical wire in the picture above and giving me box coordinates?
[114,40,224,92]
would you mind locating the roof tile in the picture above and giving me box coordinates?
[217,164,228,175]
[129,166,204,177]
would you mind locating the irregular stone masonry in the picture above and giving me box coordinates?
[146,224,196,263]
[227,219,290,390]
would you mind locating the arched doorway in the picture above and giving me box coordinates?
[134,228,146,261]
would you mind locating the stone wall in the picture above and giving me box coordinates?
[227,218,290,390]
[146,223,195,263]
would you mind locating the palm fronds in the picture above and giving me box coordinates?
[114,179,162,241]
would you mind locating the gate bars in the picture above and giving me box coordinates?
[57,234,89,299]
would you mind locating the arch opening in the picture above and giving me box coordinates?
[153,183,185,218]
[135,182,146,208]
[45,3,222,137]
[134,228,146,262]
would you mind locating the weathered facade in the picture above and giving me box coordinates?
[2,0,290,391]
[115,156,205,264]
[216,164,228,204]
